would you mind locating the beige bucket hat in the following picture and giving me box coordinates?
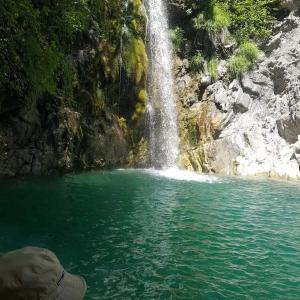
[0,246,87,300]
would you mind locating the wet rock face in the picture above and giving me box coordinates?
[0,106,129,177]
[177,15,300,180]
[281,0,300,11]
[0,24,134,178]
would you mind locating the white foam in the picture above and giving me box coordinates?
[144,168,220,183]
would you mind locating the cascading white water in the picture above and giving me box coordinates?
[145,0,179,169]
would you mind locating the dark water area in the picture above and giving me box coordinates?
[0,169,300,299]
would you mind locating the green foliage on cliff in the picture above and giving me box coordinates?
[170,27,186,53]
[0,0,88,101]
[193,3,231,33]
[190,51,205,72]
[208,57,219,81]
[185,0,279,42]
[123,36,148,84]
[0,0,148,120]
[170,0,281,76]
[239,41,260,64]
[229,41,260,76]
[225,0,279,41]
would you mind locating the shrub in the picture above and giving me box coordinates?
[207,3,231,32]
[193,3,230,33]
[193,13,206,30]
[221,0,277,41]
[187,0,280,57]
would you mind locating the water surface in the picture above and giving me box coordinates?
[0,170,299,299]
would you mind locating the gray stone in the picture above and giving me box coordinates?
[177,14,300,180]
[233,93,251,113]
[204,15,300,179]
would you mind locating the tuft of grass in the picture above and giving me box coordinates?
[208,57,219,81]
[229,55,250,76]
[239,41,259,64]
[229,41,259,76]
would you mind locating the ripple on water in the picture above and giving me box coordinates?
[0,170,299,299]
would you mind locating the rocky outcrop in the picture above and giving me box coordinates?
[177,14,300,180]
[0,105,129,177]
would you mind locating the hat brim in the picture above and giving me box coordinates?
[60,271,87,300]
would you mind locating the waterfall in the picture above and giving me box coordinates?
[145,0,179,169]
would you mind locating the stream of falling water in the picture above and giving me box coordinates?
[145,0,179,169]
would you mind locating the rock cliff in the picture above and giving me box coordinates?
[0,105,129,177]
[0,1,147,177]
[177,12,300,180]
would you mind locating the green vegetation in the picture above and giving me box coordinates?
[132,89,148,121]
[0,0,148,120]
[0,1,88,102]
[0,0,283,113]
[123,37,148,84]
[227,0,280,42]
[170,27,186,53]
[190,51,205,73]
[229,41,260,76]
[169,0,281,77]
[208,58,219,81]
[193,3,231,34]
[188,0,279,42]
